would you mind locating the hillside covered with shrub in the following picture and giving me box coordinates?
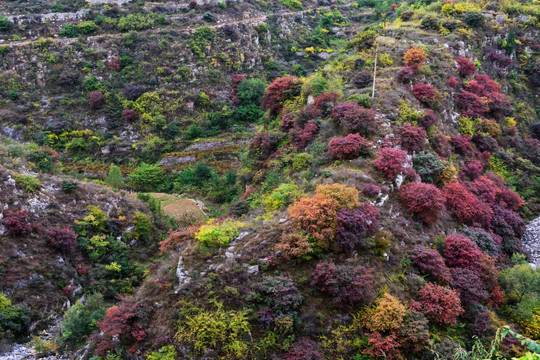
[1,0,540,359]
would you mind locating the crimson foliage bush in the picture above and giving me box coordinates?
[259,276,303,317]
[48,227,77,253]
[400,123,427,152]
[495,188,523,211]
[336,202,380,251]
[97,299,151,350]
[122,84,145,100]
[374,147,408,179]
[430,133,451,157]
[311,262,376,309]
[491,205,525,240]
[261,76,302,115]
[398,66,417,83]
[457,57,476,77]
[282,337,323,360]
[412,83,440,107]
[456,90,488,118]
[450,135,473,155]
[460,160,483,180]
[418,109,437,129]
[249,132,279,160]
[328,133,371,160]
[443,182,492,227]
[410,245,451,284]
[89,91,105,110]
[443,234,482,268]
[331,102,377,136]
[2,209,31,236]
[290,120,318,148]
[121,109,137,122]
[465,176,497,205]
[413,282,464,326]
[450,267,489,305]
[399,182,445,224]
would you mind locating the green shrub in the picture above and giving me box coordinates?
[184,124,203,140]
[105,164,124,188]
[464,11,484,28]
[117,14,155,32]
[263,184,301,211]
[279,0,303,10]
[76,21,98,34]
[59,23,78,38]
[133,212,153,243]
[61,180,78,194]
[233,104,264,123]
[194,219,243,248]
[176,301,251,358]
[0,45,10,56]
[128,163,165,192]
[0,293,31,337]
[15,174,41,193]
[60,293,106,344]
[75,206,108,235]
[348,93,372,108]
[237,78,266,106]
[0,15,12,32]
[146,345,178,360]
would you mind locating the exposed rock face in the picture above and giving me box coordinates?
[522,216,540,268]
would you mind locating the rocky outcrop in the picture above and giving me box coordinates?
[522,216,540,268]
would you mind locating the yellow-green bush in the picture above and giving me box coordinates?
[14,174,41,193]
[263,184,301,211]
[195,219,244,248]
[176,301,251,358]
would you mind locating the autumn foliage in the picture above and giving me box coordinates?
[374,147,408,179]
[413,283,464,326]
[89,91,105,110]
[261,76,302,115]
[399,182,445,224]
[443,182,492,227]
[328,133,371,160]
[443,234,482,268]
[457,56,476,77]
[410,245,451,284]
[412,83,440,107]
[331,102,377,136]
[336,202,380,251]
[2,209,31,236]
[404,47,428,69]
[48,227,77,253]
[288,184,359,249]
[400,123,427,152]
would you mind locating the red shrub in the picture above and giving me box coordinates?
[280,112,296,130]
[76,263,89,275]
[400,123,427,152]
[460,160,483,180]
[465,74,501,96]
[261,76,302,115]
[413,282,464,326]
[456,90,488,118]
[471,306,492,336]
[290,120,318,148]
[249,131,279,160]
[418,109,437,129]
[328,133,371,160]
[450,135,473,155]
[472,133,498,152]
[311,262,376,309]
[412,83,440,107]
[488,285,504,308]
[108,57,121,71]
[97,299,151,344]
[2,209,31,236]
[443,234,482,268]
[450,267,489,305]
[364,333,402,360]
[362,183,381,197]
[491,205,525,240]
[62,285,76,297]
[457,56,476,77]
[89,91,105,110]
[447,76,458,87]
[374,147,408,179]
[399,182,445,224]
[464,176,497,205]
[351,70,372,87]
[121,109,137,122]
[313,91,340,116]
[331,102,377,136]
[410,245,451,284]
[48,227,77,253]
[495,188,523,211]
[336,202,380,252]
[398,66,417,83]
[443,182,492,227]
[282,337,323,360]
[430,133,451,157]
[398,311,431,353]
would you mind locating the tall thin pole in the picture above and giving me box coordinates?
[372,47,378,99]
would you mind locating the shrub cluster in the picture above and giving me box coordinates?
[399,182,445,224]
[328,133,371,160]
[374,147,408,179]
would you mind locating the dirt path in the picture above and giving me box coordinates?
[2,5,371,48]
